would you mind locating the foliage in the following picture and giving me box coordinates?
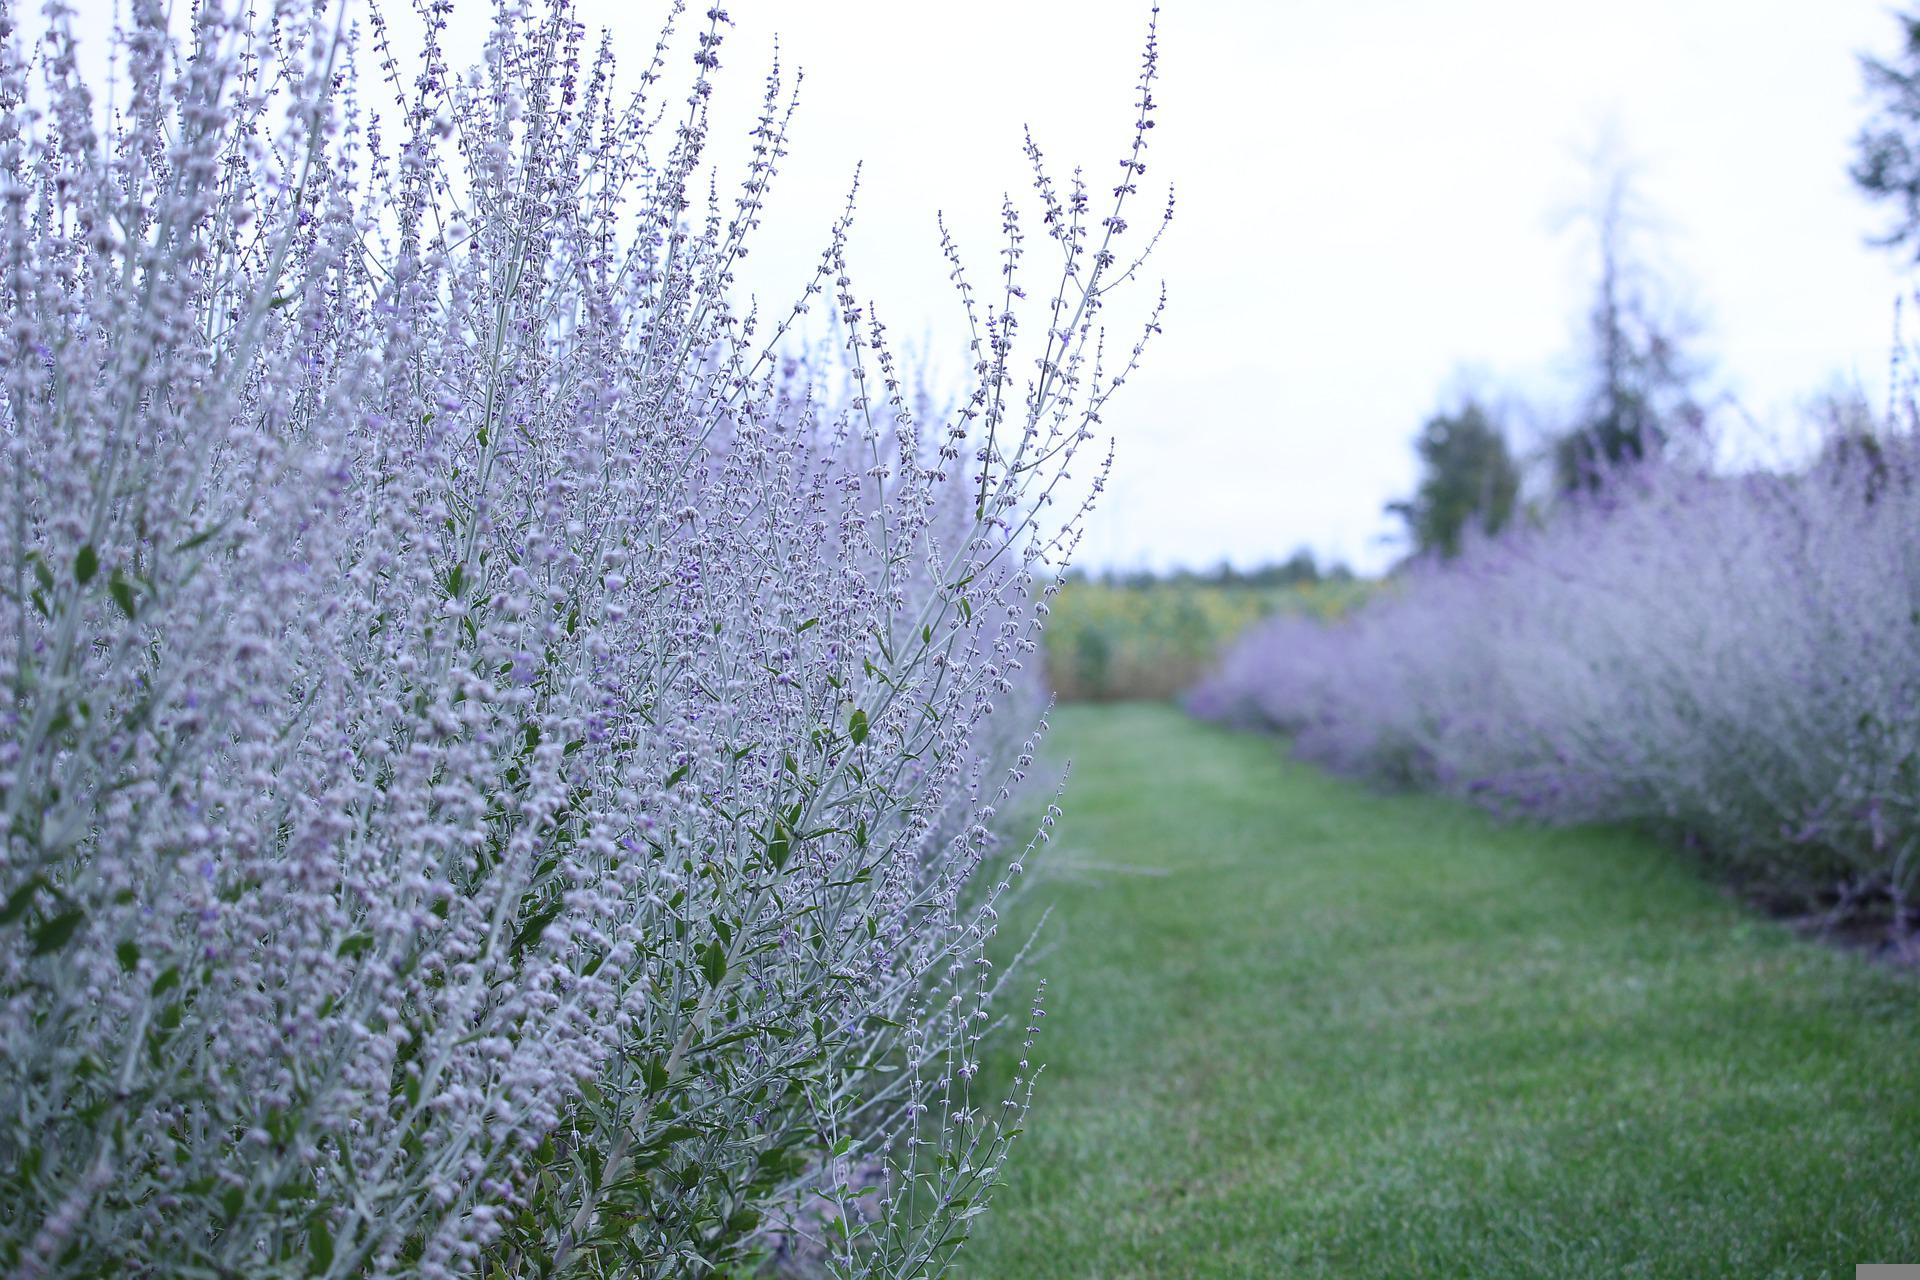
[1552,163,1707,493]
[1045,574,1367,702]
[0,1,1167,1276]
[1191,441,1920,931]
[1085,549,1344,591]
[1384,399,1520,559]
[966,704,1920,1278]
[1852,8,1920,257]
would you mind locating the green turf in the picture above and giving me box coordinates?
[960,703,1920,1279]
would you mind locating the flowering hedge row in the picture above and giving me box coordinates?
[0,1,1165,1274]
[1190,441,1920,929]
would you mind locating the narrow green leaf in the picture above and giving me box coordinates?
[109,572,136,619]
[74,544,98,586]
[309,1214,335,1273]
[0,877,46,926]
[512,902,564,957]
[698,939,727,988]
[848,708,869,746]
[175,525,221,554]
[30,907,85,955]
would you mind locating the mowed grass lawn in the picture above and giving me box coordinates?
[962,703,1920,1279]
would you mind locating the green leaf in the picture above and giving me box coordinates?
[308,1214,334,1274]
[174,525,221,554]
[30,907,85,955]
[698,938,728,989]
[664,763,690,789]
[74,544,98,586]
[116,940,140,972]
[109,572,136,620]
[848,708,869,746]
[0,877,46,926]
[269,294,294,309]
[336,932,374,960]
[150,966,181,998]
[512,901,564,957]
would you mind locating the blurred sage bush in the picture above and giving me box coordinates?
[1191,439,1920,933]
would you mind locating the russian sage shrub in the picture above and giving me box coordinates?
[0,0,1168,1275]
[1191,445,1920,927]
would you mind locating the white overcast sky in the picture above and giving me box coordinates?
[695,0,1915,573]
[48,0,1920,572]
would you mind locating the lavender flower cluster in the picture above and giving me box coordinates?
[1190,441,1920,927]
[0,1,1167,1275]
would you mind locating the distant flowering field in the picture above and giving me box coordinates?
[1191,440,1920,939]
[0,0,1167,1275]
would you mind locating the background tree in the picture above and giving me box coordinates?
[1386,399,1521,558]
[1851,10,1920,256]
[1553,161,1709,493]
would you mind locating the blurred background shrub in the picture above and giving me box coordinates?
[1190,430,1920,936]
[1044,556,1371,701]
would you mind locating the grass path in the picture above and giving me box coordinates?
[961,704,1920,1279]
